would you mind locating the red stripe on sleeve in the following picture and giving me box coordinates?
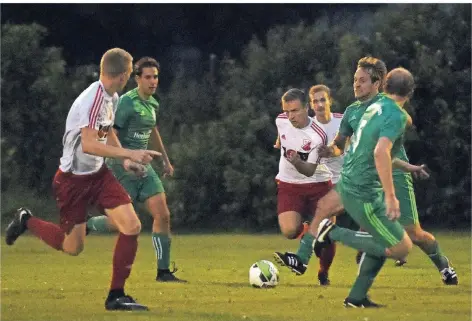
[88,86,104,128]
[311,123,328,145]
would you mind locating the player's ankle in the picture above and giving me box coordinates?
[107,288,125,301]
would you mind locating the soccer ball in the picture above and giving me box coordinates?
[249,260,279,288]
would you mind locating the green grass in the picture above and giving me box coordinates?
[1,232,470,321]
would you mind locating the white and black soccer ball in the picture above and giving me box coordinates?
[249,260,279,288]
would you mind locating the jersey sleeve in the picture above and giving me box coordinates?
[306,145,321,164]
[77,94,96,129]
[114,96,134,129]
[338,107,353,137]
[72,84,105,130]
[379,110,407,143]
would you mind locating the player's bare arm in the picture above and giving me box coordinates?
[374,137,400,220]
[286,151,318,177]
[392,158,430,179]
[81,127,161,164]
[150,126,174,177]
[318,132,348,158]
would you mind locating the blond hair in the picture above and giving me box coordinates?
[100,48,133,77]
[309,84,331,99]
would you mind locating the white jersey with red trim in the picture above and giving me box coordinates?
[275,113,332,184]
[59,81,119,174]
[313,112,344,184]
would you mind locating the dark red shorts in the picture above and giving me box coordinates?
[277,180,332,216]
[53,165,131,234]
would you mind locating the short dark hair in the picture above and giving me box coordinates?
[357,56,387,89]
[384,67,415,97]
[134,57,160,76]
[309,84,331,98]
[282,88,306,105]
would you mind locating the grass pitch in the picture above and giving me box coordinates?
[1,232,470,321]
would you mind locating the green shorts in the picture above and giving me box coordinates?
[106,160,165,203]
[394,172,419,226]
[336,182,405,248]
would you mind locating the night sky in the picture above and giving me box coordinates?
[1,3,381,67]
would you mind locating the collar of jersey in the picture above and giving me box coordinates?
[298,117,312,130]
[98,80,114,100]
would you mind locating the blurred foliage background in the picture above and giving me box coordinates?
[1,4,470,230]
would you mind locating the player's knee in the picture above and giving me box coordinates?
[405,225,433,245]
[121,218,142,235]
[280,225,299,239]
[388,235,413,260]
[130,219,142,235]
[403,234,413,253]
[152,208,170,224]
[63,243,84,256]
[410,230,435,247]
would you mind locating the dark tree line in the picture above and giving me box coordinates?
[2,4,470,229]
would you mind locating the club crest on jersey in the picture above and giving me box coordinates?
[301,139,312,151]
[98,125,110,141]
[281,134,286,140]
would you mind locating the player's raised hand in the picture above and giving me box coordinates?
[129,149,162,164]
[385,195,401,221]
[318,145,331,158]
[411,164,430,180]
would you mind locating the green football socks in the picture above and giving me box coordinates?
[348,253,386,300]
[296,233,315,264]
[86,215,110,232]
[329,227,387,258]
[152,233,171,270]
[420,239,450,270]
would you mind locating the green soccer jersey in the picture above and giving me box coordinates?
[339,93,409,177]
[338,93,384,138]
[341,96,407,200]
[114,88,159,150]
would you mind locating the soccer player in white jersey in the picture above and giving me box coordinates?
[274,85,343,285]
[271,88,334,285]
[5,48,161,311]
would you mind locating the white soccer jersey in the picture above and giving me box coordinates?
[313,113,345,184]
[275,113,332,184]
[59,81,119,174]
